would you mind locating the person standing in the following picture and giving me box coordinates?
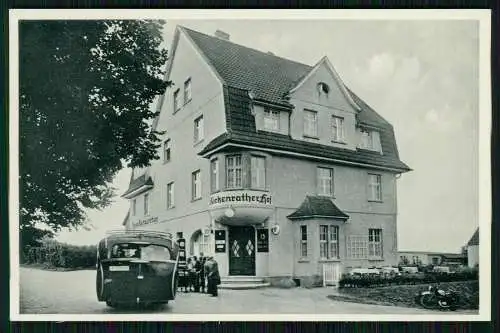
[186,257,194,292]
[206,256,221,297]
[192,256,200,292]
[198,255,206,293]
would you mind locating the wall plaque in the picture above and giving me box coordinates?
[177,237,187,273]
[214,230,226,253]
[257,228,269,253]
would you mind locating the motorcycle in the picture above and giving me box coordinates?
[415,285,460,311]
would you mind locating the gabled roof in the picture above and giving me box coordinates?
[467,228,479,246]
[287,195,349,220]
[181,26,312,106]
[122,174,154,198]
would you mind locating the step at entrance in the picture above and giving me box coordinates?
[220,276,270,290]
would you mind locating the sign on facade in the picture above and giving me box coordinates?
[214,230,226,253]
[257,228,269,252]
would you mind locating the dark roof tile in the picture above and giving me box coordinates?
[288,195,349,220]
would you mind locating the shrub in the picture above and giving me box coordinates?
[22,241,96,270]
[339,268,478,289]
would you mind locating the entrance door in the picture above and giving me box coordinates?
[228,226,256,276]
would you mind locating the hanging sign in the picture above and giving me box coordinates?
[214,230,226,253]
[257,228,269,253]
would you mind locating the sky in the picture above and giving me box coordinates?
[56,17,483,253]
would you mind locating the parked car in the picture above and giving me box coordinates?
[95,230,179,308]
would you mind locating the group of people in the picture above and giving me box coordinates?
[178,254,220,297]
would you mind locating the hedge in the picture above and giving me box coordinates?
[339,269,478,289]
[22,240,96,270]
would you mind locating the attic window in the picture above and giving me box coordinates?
[318,82,330,94]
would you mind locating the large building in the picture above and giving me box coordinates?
[466,228,479,268]
[121,26,411,286]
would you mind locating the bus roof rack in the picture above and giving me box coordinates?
[105,229,173,240]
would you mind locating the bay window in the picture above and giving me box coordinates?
[251,156,266,190]
[210,159,219,192]
[319,225,339,259]
[226,155,242,189]
[300,225,308,258]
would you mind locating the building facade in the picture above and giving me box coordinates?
[398,251,467,267]
[121,26,411,284]
[466,228,479,268]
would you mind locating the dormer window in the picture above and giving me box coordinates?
[318,82,330,94]
[359,128,382,152]
[263,108,280,132]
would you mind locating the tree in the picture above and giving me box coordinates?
[19,20,169,242]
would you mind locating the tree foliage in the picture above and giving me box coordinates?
[19,20,169,237]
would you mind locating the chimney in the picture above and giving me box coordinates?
[214,29,230,41]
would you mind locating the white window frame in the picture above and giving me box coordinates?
[332,115,345,142]
[263,108,280,131]
[317,167,334,196]
[173,89,180,112]
[184,78,192,104]
[210,159,219,193]
[347,235,369,259]
[167,182,174,209]
[163,139,171,163]
[303,109,318,137]
[251,156,266,190]
[226,155,242,189]
[132,199,136,216]
[368,228,383,258]
[300,225,308,258]
[144,193,149,216]
[194,115,204,143]
[319,225,339,259]
[368,173,382,201]
[192,170,201,200]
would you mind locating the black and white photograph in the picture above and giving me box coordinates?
[9,10,491,321]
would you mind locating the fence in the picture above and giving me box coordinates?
[323,262,342,287]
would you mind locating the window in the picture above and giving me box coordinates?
[226,155,242,189]
[173,89,180,112]
[167,182,174,209]
[300,225,308,258]
[192,170,201,200]
[184,78,192,104]
[304,110,318,137]
[319,225,339,259]
[263,108,280,131]
[251,156,266,190]
[317,167,334,196]
[163,139,171,163]
[332,116,345,142]
[194,115,204,142]
[347,235,368,259]
[210,159,219,193]
[144,193,149,215]
[368,174,382,201]
[132,199,136,216]
[368,228,383,258]
[432,257,440,265]
[359,129,382,152]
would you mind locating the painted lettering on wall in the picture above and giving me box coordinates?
[209,193,272,205]
[133,216,159,227]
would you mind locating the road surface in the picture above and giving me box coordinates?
[17,267,475,315]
